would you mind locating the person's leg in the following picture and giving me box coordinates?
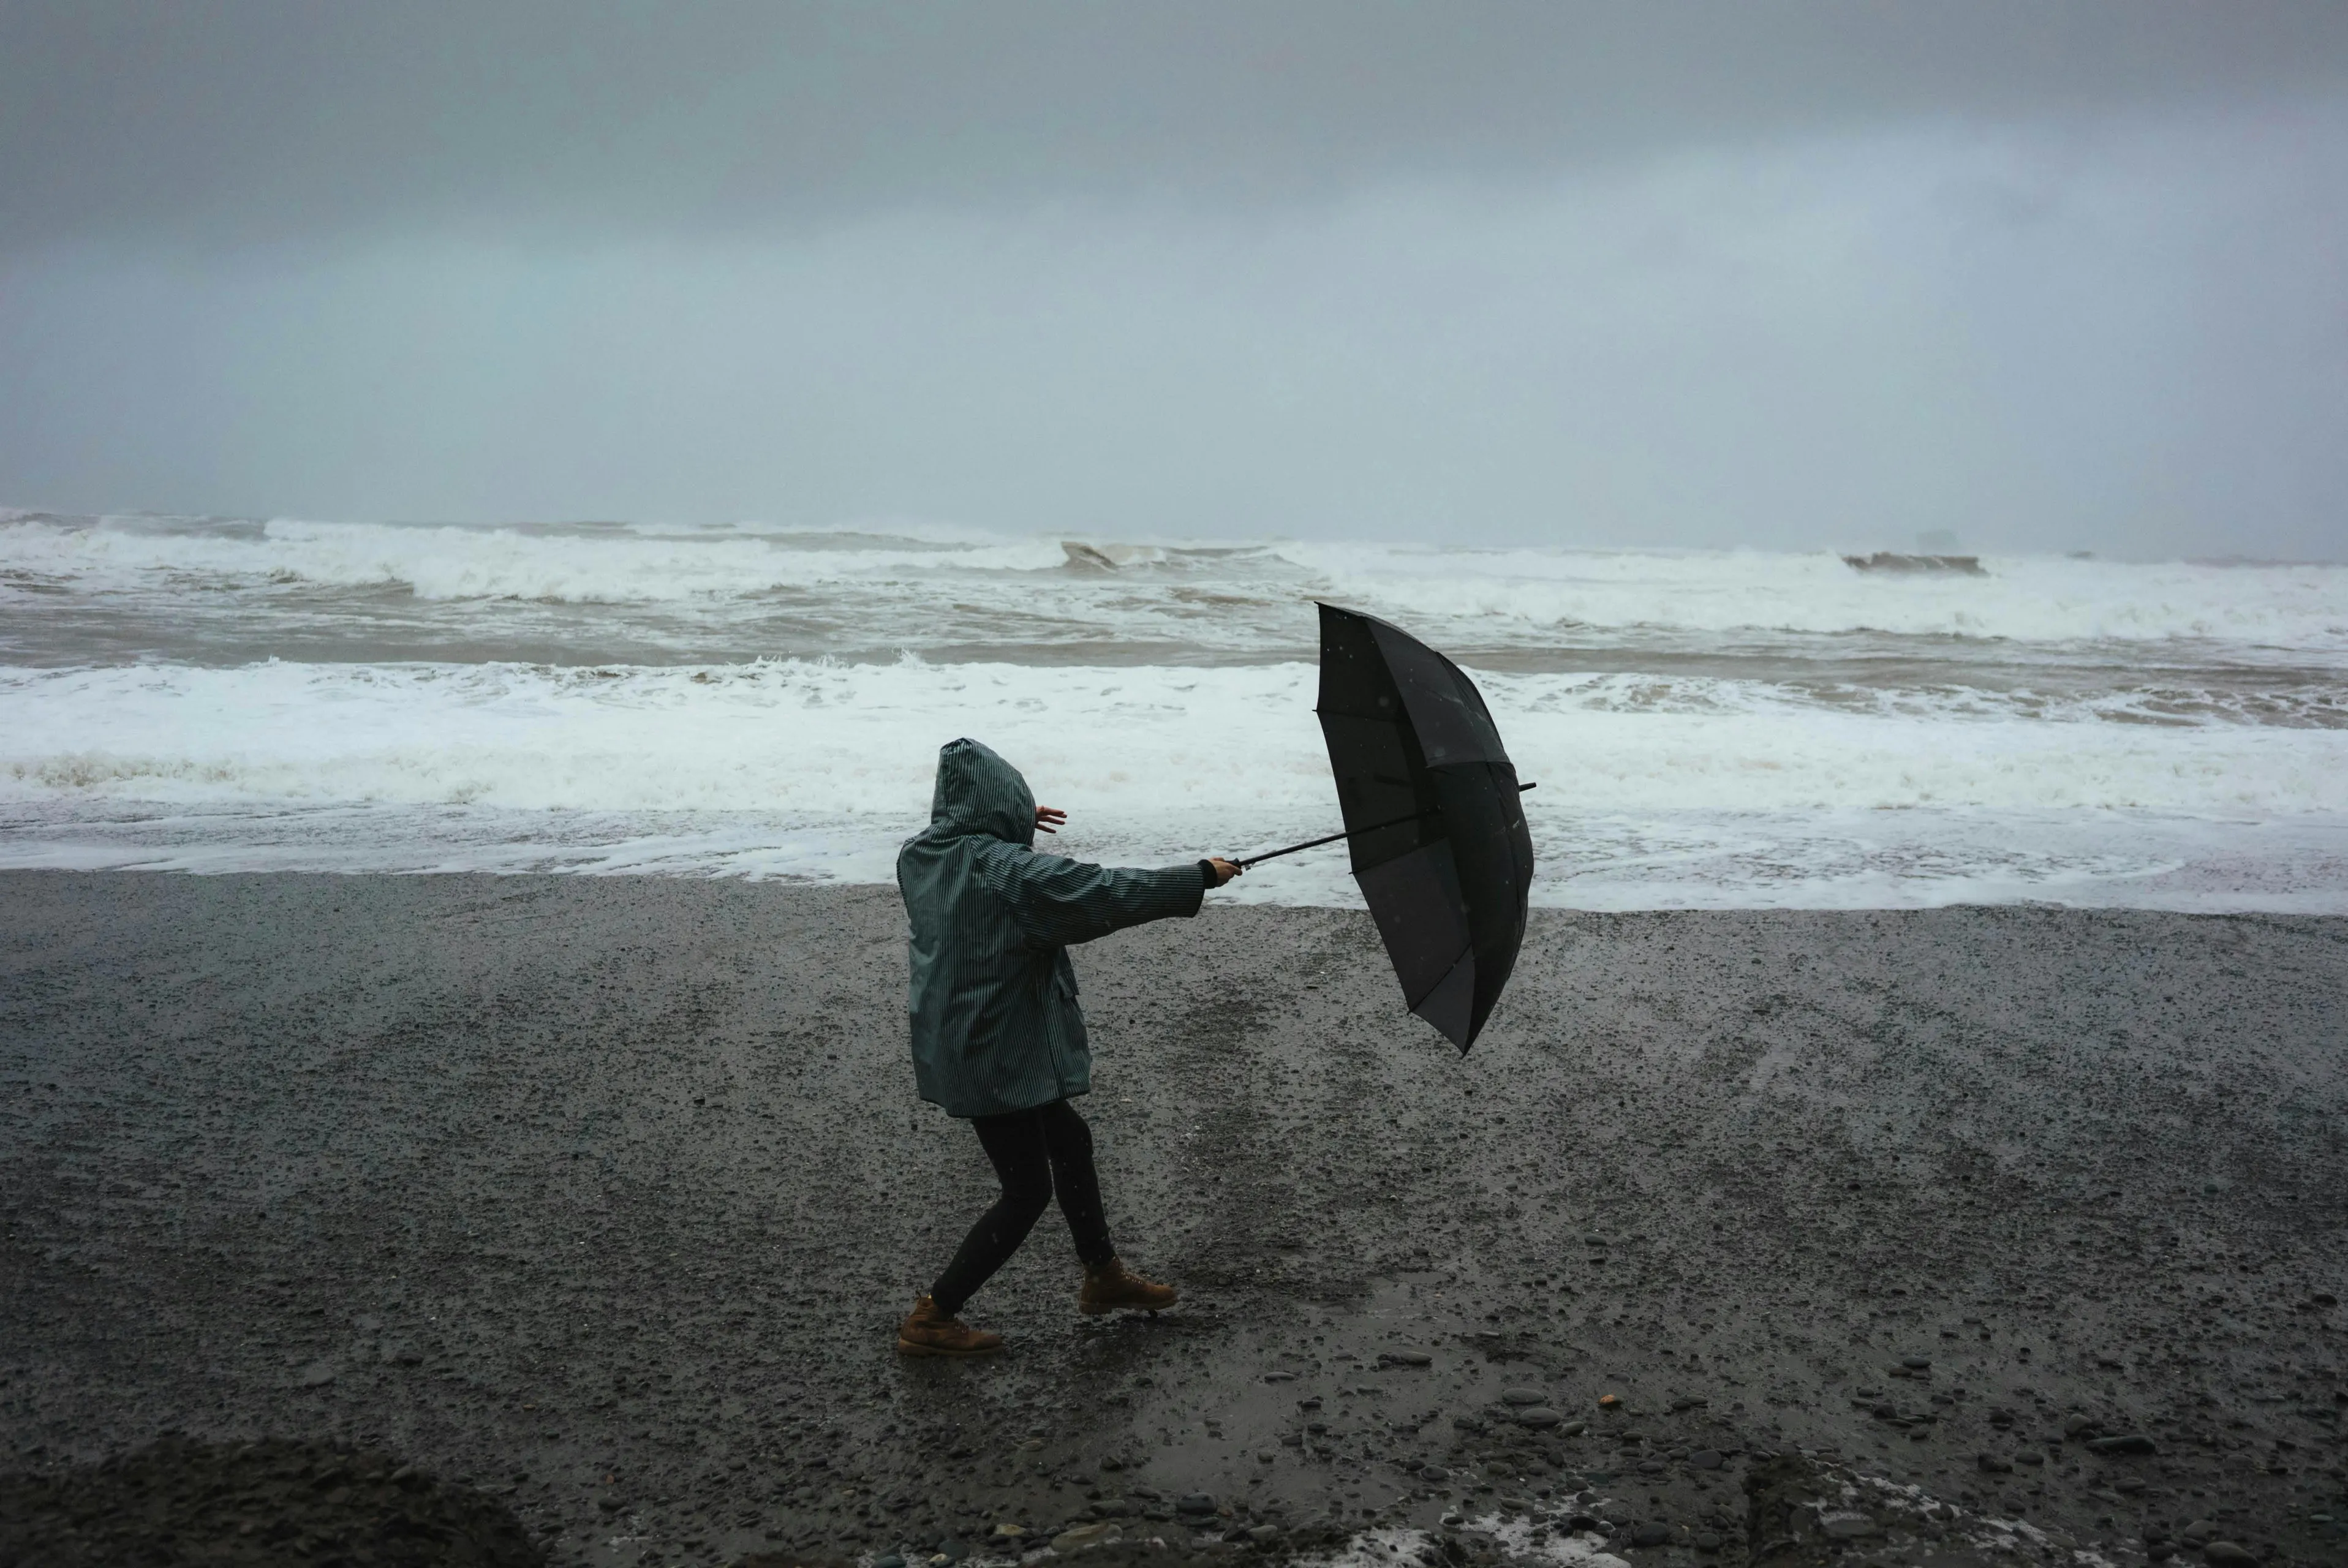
[1033,1099,1115,1267]
[927,1107,1055,1316]
[1034,1098,1181,1314]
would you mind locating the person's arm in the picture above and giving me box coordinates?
[976,843,1239,948]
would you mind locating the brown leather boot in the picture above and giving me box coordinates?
[1078,1257,1179,1315]
[895,1295,1005,1357]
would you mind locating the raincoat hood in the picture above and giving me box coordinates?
[924,738,1036,847]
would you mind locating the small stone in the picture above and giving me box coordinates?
[1247,1525,1282,1545]
[1631,1523,1672,1547]
[991,1524,1025,1538]
[296,1360,337,1387]
[1901,1355,1931,1370]
[1418,1466,1449,1485]
[1689,1450,1723,1470]
[2200,1545,2256,1567]
[1821,1517,1878,1540]
[1693,1531,1722,1553]
[2180,1521,2218,1545]
[1977,1453,2013,1474]
[1263,1371,1296,1383]
[1379,1350,1433,1367]
[1176,1494,1217,1517]
[1562,1420,1588,1436]
[2063,1414,2094,1437]
[1516,1408,1562,1429]
[1598,1394,1623,1410]
[875,1556,907,1568]
[1051,1522,1124,1553]
[1500,1387,1543,1405]
[936,1538,970,1561]
[2088,1433,2159,1456]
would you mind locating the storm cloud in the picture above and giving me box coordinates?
[3,2,2344,553]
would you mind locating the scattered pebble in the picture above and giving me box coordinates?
[1050,1521,1123,1553]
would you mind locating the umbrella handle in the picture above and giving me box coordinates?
[1234,782,1535,869]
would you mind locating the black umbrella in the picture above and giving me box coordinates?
[1239,603,1535,1051]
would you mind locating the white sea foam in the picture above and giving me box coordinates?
[6,511,2344,907]
[2,658,2343,908]
[6,513,2346,657]
[0,514,1067,603]
[1280,541,2348,654]
[7,659,2346,818]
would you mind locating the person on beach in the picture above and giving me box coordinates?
[894,737,1242,1357]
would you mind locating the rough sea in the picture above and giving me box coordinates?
[3,508,2344,910]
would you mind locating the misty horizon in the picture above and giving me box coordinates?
[4,4,2344,559]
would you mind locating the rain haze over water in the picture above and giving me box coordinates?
[2,4,2344,905]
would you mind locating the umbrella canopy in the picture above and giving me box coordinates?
[1312,603,1534,1050]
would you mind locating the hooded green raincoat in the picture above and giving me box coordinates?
[898,739,1211,1118]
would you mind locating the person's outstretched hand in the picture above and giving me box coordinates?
[1205,858,1244,886]
[1035,805,1068,835]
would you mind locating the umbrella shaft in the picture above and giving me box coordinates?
[1236,782,1534,869]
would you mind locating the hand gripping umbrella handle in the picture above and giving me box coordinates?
[1234,782,1535,869]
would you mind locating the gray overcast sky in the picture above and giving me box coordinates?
[4,2,2346,555]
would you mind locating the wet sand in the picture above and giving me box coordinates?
[2,873,2344,1566]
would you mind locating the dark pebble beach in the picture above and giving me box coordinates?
[2,872,2344,1566]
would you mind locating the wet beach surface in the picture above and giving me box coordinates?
[2,872,2344,1566]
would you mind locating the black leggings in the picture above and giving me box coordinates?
[929,1099,1114,1315]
